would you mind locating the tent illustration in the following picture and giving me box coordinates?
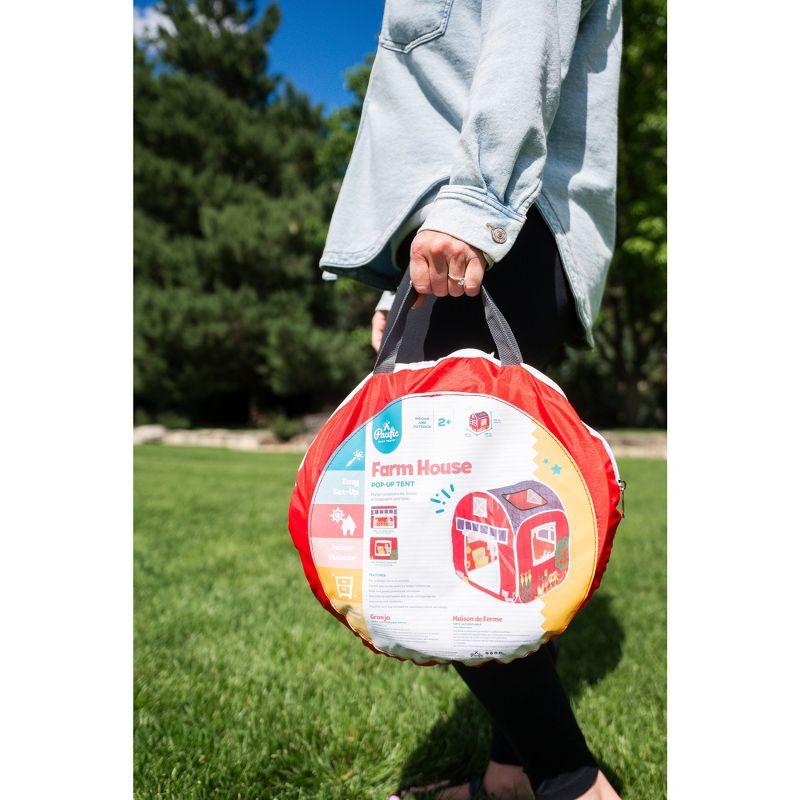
[451,480,570,603]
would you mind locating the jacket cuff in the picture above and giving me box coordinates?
[417,185,532,263]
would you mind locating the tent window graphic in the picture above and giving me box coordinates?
[504,487,546,510]
[451,480,570,603]
[455,517,509,544]
[531,522,557,564]
[473,496,488,517]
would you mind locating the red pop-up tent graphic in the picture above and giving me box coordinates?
[451,480,570,603]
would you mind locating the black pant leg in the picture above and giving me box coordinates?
[453,653,598,800]
[487,639,560,767]
[388,208,597,799]
[489,723,522,766]
[422,210,595,799]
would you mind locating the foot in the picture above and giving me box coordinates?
[390,760,534,799]
[483,761,534,799]
[390,777,474,800]
[574,771,621,800]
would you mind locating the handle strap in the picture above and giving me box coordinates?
[374,275,523,374]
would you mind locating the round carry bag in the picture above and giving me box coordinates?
[288,278,624,666]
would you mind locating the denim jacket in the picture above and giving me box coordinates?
[320,0,622,344]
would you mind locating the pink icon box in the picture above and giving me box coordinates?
[311,537,363,569]
[310,503,364,538]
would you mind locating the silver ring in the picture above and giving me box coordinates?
[447,273,466,286]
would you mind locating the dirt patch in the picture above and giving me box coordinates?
[597,430,666,459]
[135,426,666,459]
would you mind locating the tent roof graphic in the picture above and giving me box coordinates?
[503,488,546,510]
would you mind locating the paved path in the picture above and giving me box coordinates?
[597,430,666,459]
[135,425,666,459]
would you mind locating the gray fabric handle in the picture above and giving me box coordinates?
[373,275,523,374]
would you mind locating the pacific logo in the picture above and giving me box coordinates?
[372,402,403,454]
[374,422,399,443]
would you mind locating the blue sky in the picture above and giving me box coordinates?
[134,0,384,110]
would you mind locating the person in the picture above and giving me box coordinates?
[320,1,623,798]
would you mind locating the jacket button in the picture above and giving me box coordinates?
[490,226,507,244]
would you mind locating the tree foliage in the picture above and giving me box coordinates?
[134,0,371,425]
[135,0,666,428]
[550,0,667,427]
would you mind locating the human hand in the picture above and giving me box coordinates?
[371,309,387,352]
[409,230,487,309]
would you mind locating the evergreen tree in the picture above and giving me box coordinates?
[135,1,666,429]
[134,0,370,425]
[551,0,667,427]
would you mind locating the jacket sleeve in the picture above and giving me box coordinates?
[419,0,584,262]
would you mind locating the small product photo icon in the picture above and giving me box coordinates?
[370,537,398,560]
[370,505,397,530]
[452,480,569,603]
[468,411,492,433]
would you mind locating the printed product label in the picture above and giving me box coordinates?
[308,392,597,664]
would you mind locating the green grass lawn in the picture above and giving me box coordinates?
[135,447,666,800]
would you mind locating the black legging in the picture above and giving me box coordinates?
[389,208,598,800]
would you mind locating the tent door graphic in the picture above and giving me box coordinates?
[464,534,501,595]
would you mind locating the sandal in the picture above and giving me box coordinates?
[390,775,483,799]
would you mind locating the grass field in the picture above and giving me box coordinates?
[134,447,666,800]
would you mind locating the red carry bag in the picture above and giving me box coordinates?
[288,279,623,665]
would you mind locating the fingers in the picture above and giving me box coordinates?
[447,252,467,297]
[370,310,387,352]
[409,241,431,307]
[427,239,449,298]
[410,237,435,308]
[464,256,485,297]
[408,231,488,306]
